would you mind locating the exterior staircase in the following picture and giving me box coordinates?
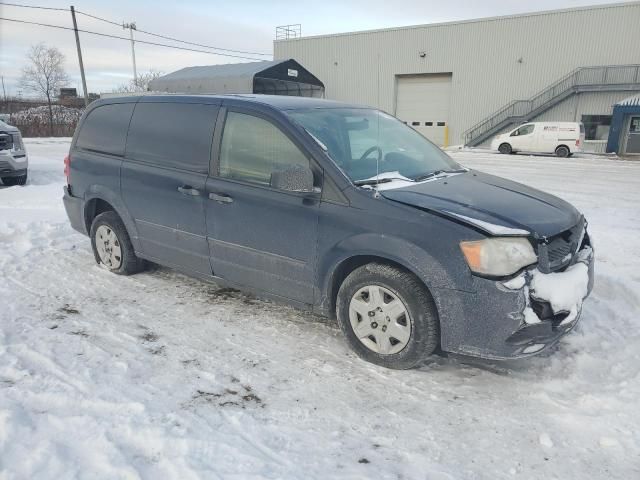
[463,65,640,147]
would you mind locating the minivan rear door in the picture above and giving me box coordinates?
[122,99,220,275]
[205,106,320,304]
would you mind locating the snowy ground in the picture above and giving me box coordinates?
[1,139,639,479]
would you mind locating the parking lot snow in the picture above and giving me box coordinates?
[1,140,639,479]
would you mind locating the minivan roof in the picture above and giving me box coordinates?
[94,94,369,111]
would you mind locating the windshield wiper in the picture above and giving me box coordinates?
[412,168,467,182]
[353,177,405,186]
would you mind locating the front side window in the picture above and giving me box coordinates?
[287,108,459,183]
[511,124,535,136]
[219,111,309,186]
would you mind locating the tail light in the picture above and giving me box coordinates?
[575,139,581,147]
[64,154,70,184]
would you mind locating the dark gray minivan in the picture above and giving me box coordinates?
[63,94,594,369]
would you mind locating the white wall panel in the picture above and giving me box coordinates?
[274,3,640,144]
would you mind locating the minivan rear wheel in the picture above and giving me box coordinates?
[498,143,512,155]
[90,211,145,275]
[336,263,439,369]
[555,145,570,158]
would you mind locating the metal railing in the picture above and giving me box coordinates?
[276,24,302,40]
[464,65,640,146]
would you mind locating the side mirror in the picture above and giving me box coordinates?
[270,165,316,193]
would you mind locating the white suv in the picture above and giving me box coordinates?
[0,120,28,186]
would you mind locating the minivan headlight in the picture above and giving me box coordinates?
[460,237,537,276]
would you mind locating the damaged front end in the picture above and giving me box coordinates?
[500,223,594,356]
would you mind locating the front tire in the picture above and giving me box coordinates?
[336,263,439,369]
[90,211,145,275]
[498,143,512,155]
[1,173,27,186]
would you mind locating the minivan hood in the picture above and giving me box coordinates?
[380,171,581,238]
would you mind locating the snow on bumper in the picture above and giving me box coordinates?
[501,245,594,355]
[435,244,594,360]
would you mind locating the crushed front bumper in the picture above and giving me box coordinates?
[435,242,595,360]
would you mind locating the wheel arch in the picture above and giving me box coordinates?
[317,234,467,318]
[84,198,115,232]
[82,185,141,251]
[327,255,420,317]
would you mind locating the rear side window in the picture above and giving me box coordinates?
[126,102,219,173]
[219,111,309,186]
[76,103,135,156]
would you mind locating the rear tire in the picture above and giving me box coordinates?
[498,143,512,155]
[555,145,570,158]
[336,263,439,369]
[1,173,27,186]
[90,211,145,275]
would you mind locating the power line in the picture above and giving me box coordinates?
[74,9,120,27]
[0,2,66,11]
[74,9,272,57]
[1,2,272,57]
[0,17,268,61]
[136,26,271,57]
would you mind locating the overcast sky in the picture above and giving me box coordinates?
[0,0,626,97]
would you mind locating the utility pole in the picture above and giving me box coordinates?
[70,6,89,106]
[123,22,138,85]
[1,76,7,116]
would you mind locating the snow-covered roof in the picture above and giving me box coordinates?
[148,59,326,95]
[157,61,281,81]
[616,94,640,107]
[149,60,279,94]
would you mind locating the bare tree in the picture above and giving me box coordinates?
[20,43,70,136]
[112,70,163,94]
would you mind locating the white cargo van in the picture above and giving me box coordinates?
[491,122,585,157]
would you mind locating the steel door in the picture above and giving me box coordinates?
[623,116,640,154]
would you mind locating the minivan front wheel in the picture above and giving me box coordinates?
[90,211,145,275]
[498,143,512,155]
[336,263,439,369]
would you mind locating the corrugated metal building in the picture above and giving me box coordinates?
[274,2,640,151]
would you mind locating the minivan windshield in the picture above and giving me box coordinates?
[287,108,462,184]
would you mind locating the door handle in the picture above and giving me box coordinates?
[178,185,201,196]
[209,192,234,204]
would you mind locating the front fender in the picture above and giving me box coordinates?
[83,185,141,252]
[316,232,474,315]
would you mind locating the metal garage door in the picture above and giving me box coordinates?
[395,73,452,146]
